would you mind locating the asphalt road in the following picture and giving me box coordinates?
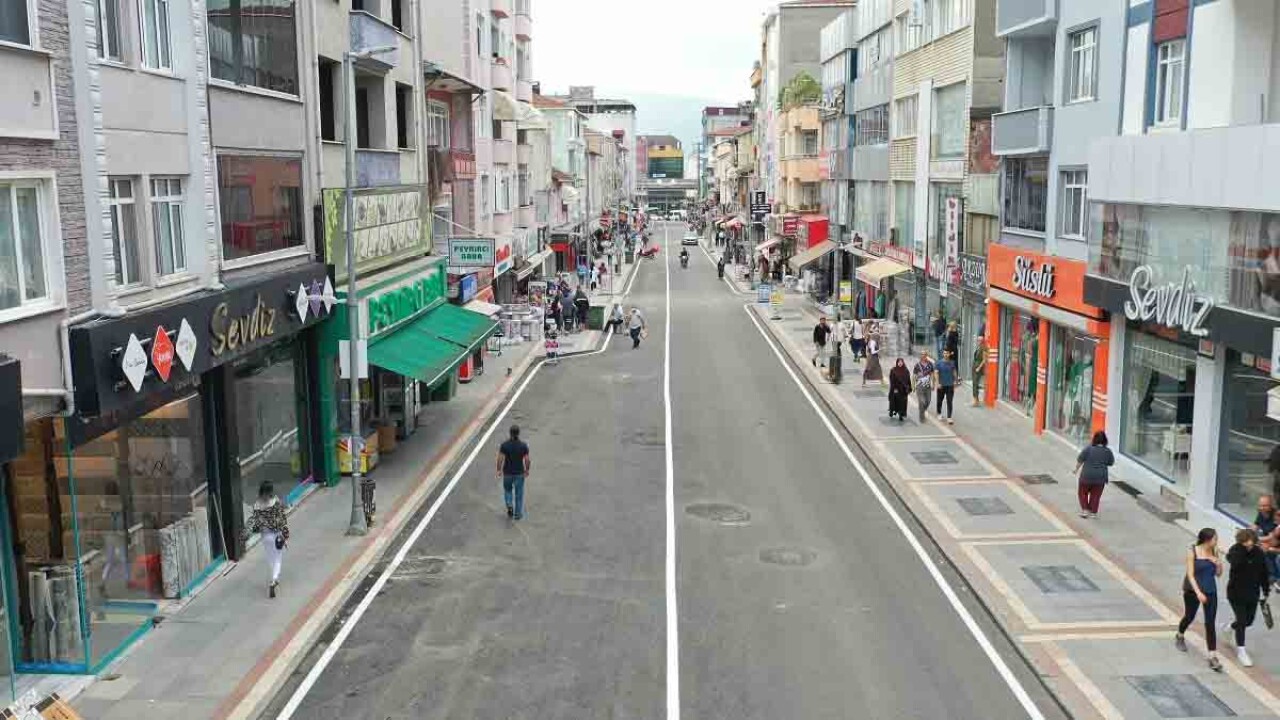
[264,222,1064,719]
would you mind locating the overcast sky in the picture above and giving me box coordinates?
[533,0,776,114]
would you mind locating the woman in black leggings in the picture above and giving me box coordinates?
[1175,528,1224,671]
[1227,528,1270,667]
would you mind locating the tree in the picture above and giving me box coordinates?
[778,71,821,109]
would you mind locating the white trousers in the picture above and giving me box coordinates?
[262,531,284,583]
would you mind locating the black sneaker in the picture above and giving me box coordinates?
[269,582,277,599]
[507,506,514,518]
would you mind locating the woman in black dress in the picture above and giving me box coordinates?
[888,358,911,422]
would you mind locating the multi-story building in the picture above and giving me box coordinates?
[818,10,857,307]
[700,103,752,197]
[557,87,637,203]
[534,95,586,271]
[636,134,680,180]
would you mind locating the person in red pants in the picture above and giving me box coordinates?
[1074,431,1115,518]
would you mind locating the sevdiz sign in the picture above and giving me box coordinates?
[1123,265,1215,337]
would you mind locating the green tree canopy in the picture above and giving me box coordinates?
[778,71,821,109]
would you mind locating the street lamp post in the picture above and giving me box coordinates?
[342,45,396,537]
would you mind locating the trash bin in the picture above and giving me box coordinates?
[587,304,605,330]
[828,352,843,384]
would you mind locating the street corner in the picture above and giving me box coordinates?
[874,437,1002,481]
[909,480,1077,541]
[1025,632,1280,720]
[959,539,1180,632]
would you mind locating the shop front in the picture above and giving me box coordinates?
[856,241,913,321]
[1085,203,1280,523]
[955,252,988,379]
[985,244,1109,446]
[50,263,331,673]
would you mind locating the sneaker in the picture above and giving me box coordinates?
[1238,646,1254,667]
[948,418,954,425]
[1175,634,1187,652]
[1209,655,1223,672]
[269,582,277,599]
[507,506,514,518]
[1079,511,1091,518]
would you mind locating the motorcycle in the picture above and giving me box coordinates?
[680,253,689,269]
[638,245,660,260]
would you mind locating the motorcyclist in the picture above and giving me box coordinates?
[679,247,689,267]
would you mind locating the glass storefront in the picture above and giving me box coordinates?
[999,308,1039,415]
[1216,351,1280,522]
[1120,328,1197,490]
[1047,326,1096,446]
[233,340,309,513]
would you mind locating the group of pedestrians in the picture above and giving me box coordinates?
[546,276,591,334]
[881,350,959,424]
[1174,525,1274,670]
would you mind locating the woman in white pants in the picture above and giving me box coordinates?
[246,482,289,598]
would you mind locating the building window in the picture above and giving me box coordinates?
[318,58,338,142]
[1216,351,1280,521]
[140,0,172,70]
[802,130,819,156]
[930,182,964,255]
[518,168,530,207]
[1154,39,1185,126]
[426,100,449,148]
[389,0,403,31]
[1120,328,1196,488]
[96,0,121,60]
[893,181,914,246]
[0,0,31,45]
[800,182,820,209]
[480,174,491,217]
[0,181,50,311]
[395,83,413,149]
[854,181,889,240]
[856,104,890,145]
[108,178,140,286]
[1059,169,1087,240]
[892,95,918,139]
[475,95,489,139]
[475,13,484,58]
[1066,26,1098,103]
[1002,156,1048,233]
[896,12,924,56]
[217,156,304,262]
[151,178,185,276]
[931,82,966,159]
[932,0,966,38]
[208,0,299,95]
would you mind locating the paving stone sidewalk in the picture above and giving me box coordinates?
[754,286,1280,720]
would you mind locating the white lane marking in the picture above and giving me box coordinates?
[663,222,681,720]
[696,238,748,296]
[742,305,1046,720]
[274,363,546,719]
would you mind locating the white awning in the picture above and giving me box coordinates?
[491,90,520,121]
[517,102,548,130]
[560,185,580,201]
[791,240,837,268]
[855,257,911,288]
[516,249,554,280]
[464,299,503,317]
[755,237,780,255]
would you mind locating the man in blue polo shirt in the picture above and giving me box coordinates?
[497,425,531,520]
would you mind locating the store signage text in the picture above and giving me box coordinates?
[882,244,914,268]
[210,296,277,357]
[323,187,429,281]
[1012,256,1056,299]
[1123,265,1215,337]
[494,240,513,276]
[151,326,175,382]
[449,238,495,268]
[959,253,987,293]
[368,275,440,335]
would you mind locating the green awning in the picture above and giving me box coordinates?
[368,304,499,388]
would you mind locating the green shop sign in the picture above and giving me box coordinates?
[323,185,431,283]
[366,270,445,336]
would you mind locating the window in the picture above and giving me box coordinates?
[1155,39,1185,126]
[931,82,966,159]
[390,0,403,31]
[497,172,512,213]
[208,0,300,95]
[151,178,185,275]
[893,181,914,246]
[427,100,449,148]
[854,181,889,240]
[355,87,371,148]
[518,168,530,207]
[896,12,924,56]
[801,130,818,156]
[932,0,966,38]
[108,178,140,286]
[395,83,412,149]
[96,0,121,60]
[0,0,31,45]
[475,95,489,139]
[856,104,890,146]
[475,14,484,58]
[1059,169,1087,239]
[490,23,499,60]
[480,174,491,217]
[217,156,304,262]
[930,182,964,255]
[0,181,49,310]
[1003,156,1048,232]
[800,182,821,209]
[1066,27,1097,103]
[318,58,338,142]
[893,95,918,139]
[141,0,171,70]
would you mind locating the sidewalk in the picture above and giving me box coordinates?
[753,286,1280,720]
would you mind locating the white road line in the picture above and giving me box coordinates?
[663,222,681,720]
[742,305,1046,720]
[274,363,547,719]
[695,239,747,296]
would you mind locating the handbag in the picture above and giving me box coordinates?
[1263,597,1274,629]
[274,534,287,551]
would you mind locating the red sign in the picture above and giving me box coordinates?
[781,215,799,236]
[151,326,175,382]
[988,243,1104,319]
[883,244,914,267]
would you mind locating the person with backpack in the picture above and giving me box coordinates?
[913,352,936,423]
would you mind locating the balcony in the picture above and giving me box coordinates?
[515,12,532,40]
[516,79,533,103]
[780,156,821,183]
[517,142,532,164]
[491,0,512,18]
[493,139,514,165]
[450,149,476,180]
[517,205,535,228]
[356,149,401,187]
[491,59,513,91]
[350,12,403,70]
[997,0,1057,38]
[992,106,1053,156]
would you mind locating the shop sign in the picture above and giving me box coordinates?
[151,326,175,382]
[839,280,853,304]
[1123,265,1214,337]
[121,334,148,392]
[1012,256,1056,299]
[883,244,914,268]
[782,216,799,236]
[945,198,960,266]
[366,269,445,336]
[958,253,987,294]
[210,296,279,357]
[174,319,197,372]
[494,237,514,277]
[757,282,771,304]
[868,241,885,257]
[459,274,479,304]
[323,186,429,283]
[449,238,495,268]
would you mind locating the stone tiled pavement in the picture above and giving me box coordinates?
[746,281,1280,720]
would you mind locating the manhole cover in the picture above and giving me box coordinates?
[759,547,817,567]
[1021,473,1057,485]
[685,503,751,525]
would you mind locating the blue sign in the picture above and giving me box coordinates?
[758,283,771,304]
[459,274,478,304]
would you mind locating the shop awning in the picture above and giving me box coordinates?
[855,257,911,288]
[755,237,781,255]
[464,299,503,317]
[726,218,744,230]
[491,90,520,121]
[368,304,499,388]
[791,240,837,268]
[516,248,554,280]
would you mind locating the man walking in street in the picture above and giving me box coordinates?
[932,313,947,361]
[497,425,531,520]
[628,307,647,349]
[971,334,987,406]
[913,351,936,423]
[812,316,832,369]
[934,350,958,425]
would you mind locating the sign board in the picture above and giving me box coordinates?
[494,236,514,277]
[449,238,496,268]
[1122,266,1215,337]
[1273,327,1280,380]
[753,191,766,206]
[944,196,960,301]
[958,253,987,294]
[883,244,914,268]
[757,282,771,304]
[839,280,853,304]
[365,266,446,337]
[323,186,429,283]
[338,339,369,379]
[770,287,784,318]
[151,326,175,382]
[781,216,799,236]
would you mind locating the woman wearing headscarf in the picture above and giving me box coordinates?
[862,332,884,386]
[888,358,911,422]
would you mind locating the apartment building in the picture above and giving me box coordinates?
[561,87,637,203]
[817,10,857,306]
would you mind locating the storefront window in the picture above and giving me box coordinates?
[1047,325,1095,446]
[233,341,307,514]
[1120,328,1196,489]
[1216,351,1280,521]
[1000,308,1038,415]
[217,155,304,262]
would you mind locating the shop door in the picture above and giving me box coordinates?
[1047,325,1096,447]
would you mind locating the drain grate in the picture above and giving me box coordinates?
[1021,473,1057,485]
[1111,480,1142,497]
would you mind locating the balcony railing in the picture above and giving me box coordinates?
[356,149,401,186]
[516,79,533,103]
[350,12,402,70]
[992,106,1053,155]
[493,139,514,165]
[997,0,1057,38]
[516,205,535,228]
[491,59,513,91]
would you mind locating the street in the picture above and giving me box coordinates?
[262,221,1064,719]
